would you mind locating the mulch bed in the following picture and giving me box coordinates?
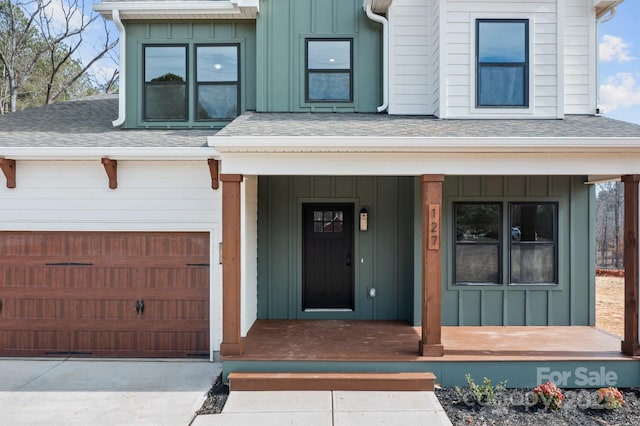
[436,386,640,425]
[196,374,229,415]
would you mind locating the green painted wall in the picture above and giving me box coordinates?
[257,176,414,320]
[123,21,256,128]
[420,175,596,327]
[256,0,382,112]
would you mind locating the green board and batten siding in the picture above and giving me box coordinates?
[437,175,595,327]
[257,176,415,320]
[123,21,257,128]
[259,175,595,326]
[256,0,382,112]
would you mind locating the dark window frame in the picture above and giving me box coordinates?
[475,19,529,108]
[453,202,503,285]
[195,43,241,121]
[509,202,558,285]
[143,44,189,122]
[305,38,353,103]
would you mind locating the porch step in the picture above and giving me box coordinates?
[227,372,436,391]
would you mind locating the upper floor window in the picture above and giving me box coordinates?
[476,19,529,108]
[143,44,240,123]
[196,45,240,120]
[306,39,352,102]
[144,45,188,121]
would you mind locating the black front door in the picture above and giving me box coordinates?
[302,203,354,310]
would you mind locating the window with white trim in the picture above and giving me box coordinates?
[476,19,529,108]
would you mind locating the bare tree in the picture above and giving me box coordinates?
[0,0,117,112]
[596,182,624,269]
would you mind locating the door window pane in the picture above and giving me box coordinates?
[313,210,344,233]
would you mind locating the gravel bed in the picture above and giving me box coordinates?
[435,386,640,426]
[196,374,229,415]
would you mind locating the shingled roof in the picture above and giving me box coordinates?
[0,95,214,148]
[216,112,640,138]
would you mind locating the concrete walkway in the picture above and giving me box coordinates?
[0,359,218,426]
[192,390,453,426]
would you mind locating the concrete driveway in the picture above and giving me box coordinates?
[0,359,218,426]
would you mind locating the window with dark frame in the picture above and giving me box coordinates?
[476,19,529,108]
[306,39,352,102]
[454,203,502,284]
[196,44,240,120]
[510,203,558,284]
[144,45,188,121]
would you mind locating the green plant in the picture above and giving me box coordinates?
[597,387,624,409]
[455,373,507,405]
[532,381,564,410]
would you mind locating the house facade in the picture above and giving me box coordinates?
[2,0,640,386]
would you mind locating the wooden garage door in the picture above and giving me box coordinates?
[0,232,210,357]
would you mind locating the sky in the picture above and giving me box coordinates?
[598,0,640,124]
[72,0,640,125]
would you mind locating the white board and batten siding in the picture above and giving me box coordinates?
[388,0,440,115]
[0,160,225,352]
[563,0,597,115]
[241,175,259,337]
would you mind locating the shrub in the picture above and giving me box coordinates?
[532,381,564,410]
[597,387,624,409]
[455,373,507,405]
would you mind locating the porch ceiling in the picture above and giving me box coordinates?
[94,0,259,20]
[209,112,640,176]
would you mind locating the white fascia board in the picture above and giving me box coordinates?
[218,151,640,176]
[209,136,640,154]
[0,147,219,161]
[93,1,257,19]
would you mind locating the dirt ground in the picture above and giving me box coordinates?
[596,275,624,337]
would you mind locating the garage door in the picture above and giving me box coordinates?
[0,232,210,358]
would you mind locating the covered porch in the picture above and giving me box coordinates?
[222,319,640,388]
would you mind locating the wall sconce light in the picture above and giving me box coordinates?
[359,207,368,231]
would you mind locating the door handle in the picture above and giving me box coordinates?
[135,300,141,314]
[0,298,3,314]
[345,256,352,266]
[139,300,145,315]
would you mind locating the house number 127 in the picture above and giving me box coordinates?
[428,204,440,250]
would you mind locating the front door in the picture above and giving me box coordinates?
[302,203,354,310]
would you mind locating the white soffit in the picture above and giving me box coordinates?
[94,1,259,20]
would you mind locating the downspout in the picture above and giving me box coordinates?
[111,9,126,127]
[595,7,618,115]
[364,1,388,113]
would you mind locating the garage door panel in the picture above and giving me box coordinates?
[144,267,209,290]
[67,266,137,290]
[0,231,210,358]
[72,331,137,353]
[0,266,67,288]
[141,300,208,320]
[3,330,69,353]
[139,331,208,354]
[76,299,138,320]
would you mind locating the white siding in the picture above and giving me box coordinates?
[443,0,559,118]
[241,175,258,336]
[564,0,596,114]
[388,0,439,115]
[0,160,220,230]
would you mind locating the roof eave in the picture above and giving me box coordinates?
[94,1,259,20]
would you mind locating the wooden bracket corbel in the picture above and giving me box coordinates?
[101,157,118,189]
[208,159,220,190]
[0,158,16,188]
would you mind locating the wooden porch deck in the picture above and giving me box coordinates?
[223,320,635,362]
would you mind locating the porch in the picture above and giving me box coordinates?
[222,320,640,388]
